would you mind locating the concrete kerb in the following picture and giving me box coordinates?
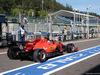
[62,37,100,44]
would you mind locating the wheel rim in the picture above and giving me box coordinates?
[72,45,75,52]
[42,52,46,59]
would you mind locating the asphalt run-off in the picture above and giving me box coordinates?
[1,45,100,75]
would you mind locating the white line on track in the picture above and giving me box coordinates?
[63,38,100,44]
[73,38,100,43]
[43,49,100,75]
[1,45,100,75]
[48,45,100,61]
[0,52,7,55]
[0,63,39,75]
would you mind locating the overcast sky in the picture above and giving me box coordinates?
[56,0,100,15]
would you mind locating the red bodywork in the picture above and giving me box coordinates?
[25,39,41,52]
[25,39,64,53]
[7,38,78,62]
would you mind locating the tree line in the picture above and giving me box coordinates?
[0,0,99,17]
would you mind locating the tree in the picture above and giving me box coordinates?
[28,9,35,17]
[11,8,20,16]
[0,0,99,17]
[38,10,46,17]
[0,6,4,12]
[0,0,15,12]
[65,3,73,11]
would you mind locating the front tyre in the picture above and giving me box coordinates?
[67,43,75,53]
[33,49,47,62]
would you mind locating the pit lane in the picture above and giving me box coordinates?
[0,38,100,75]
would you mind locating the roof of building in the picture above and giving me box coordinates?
[50,10,97,18]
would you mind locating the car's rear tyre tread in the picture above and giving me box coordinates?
[7,47,17,59]
[33,49,47,62]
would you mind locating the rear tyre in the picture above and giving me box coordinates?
[7,47,18,59]
[67,43,75,53]
[33,49,47,62]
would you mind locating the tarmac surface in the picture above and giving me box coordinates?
[0,38,100,75]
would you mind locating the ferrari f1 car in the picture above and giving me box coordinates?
[7,39,78,62]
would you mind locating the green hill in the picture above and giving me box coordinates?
[0,0,99,17]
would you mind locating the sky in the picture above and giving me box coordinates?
[56,0,100,15]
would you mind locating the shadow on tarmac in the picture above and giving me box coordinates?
[82,65,100,75]
[0,46,8,49]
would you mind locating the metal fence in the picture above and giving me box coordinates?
[1,10,98,41]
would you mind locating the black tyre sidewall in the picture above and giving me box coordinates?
[39,50,46,62]
[33,49,47,62]
[67,43,75,53]
[7,47,17,59]
[33,49,40,62]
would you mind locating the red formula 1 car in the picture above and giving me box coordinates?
[7,39,78,62]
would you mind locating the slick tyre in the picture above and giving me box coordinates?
[67,43,75,53]
[33,49,47,62]
[7,47,18,59]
